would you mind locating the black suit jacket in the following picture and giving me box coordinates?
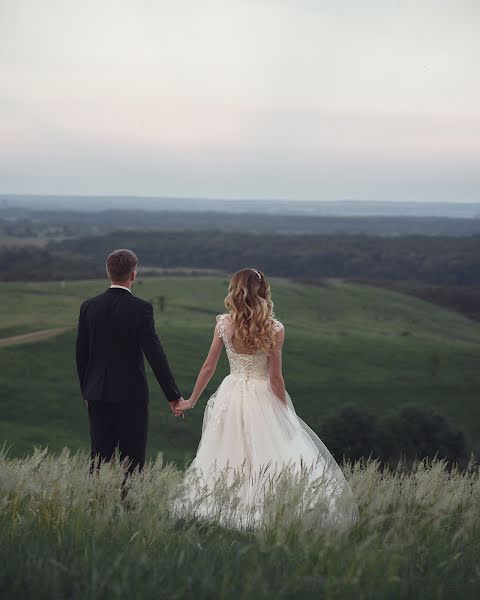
[75,287,181,405]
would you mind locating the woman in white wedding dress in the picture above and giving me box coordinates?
[174,268,358,530]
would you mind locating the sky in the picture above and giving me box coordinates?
[0,0,479,201]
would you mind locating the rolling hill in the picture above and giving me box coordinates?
[1,276,479,462]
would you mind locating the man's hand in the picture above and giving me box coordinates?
[169,397,184,418]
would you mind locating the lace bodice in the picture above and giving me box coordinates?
[216,314,284,382]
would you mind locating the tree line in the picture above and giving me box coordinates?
[57,230,480,285]
[1,230,480,287]
[2,207,480,236]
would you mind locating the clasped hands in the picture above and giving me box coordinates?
[169,397,194,418]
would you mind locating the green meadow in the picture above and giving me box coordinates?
[1,449,480,599]
[1,276,480,461]
[2,276,480,598]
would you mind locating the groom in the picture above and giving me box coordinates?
[76,248,184,475]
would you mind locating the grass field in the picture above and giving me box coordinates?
[2,276,480,598]
[1,276,480,462]
[1,449,479,599]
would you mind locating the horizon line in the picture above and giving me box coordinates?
[1,193,479,206]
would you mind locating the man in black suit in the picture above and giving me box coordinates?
[76,248,184,476]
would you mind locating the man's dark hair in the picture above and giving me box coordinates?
[106,249,138,281]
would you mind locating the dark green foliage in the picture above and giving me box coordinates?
[357,280,480,322]
[2,229,480,287]
[52,230,480,285]
[3,206,480,237]
[318,405,387,463]
[383,405,470,467]
[320,405,470,468]
[0,245,103,281]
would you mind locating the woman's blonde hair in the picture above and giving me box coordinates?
[224,268,276,354]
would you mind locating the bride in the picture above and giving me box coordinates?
[174,268,358,529]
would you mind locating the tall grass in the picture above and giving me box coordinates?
[1,448,479,599]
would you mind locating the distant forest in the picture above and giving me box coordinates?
[2,229,479,286]
[2,207,480,237]
[60,231,480,284]
[2,207,480,320]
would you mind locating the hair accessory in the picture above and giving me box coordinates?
[252,269,262,280]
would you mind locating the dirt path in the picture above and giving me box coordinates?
[0,327,71,348]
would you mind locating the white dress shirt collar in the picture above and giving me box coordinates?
[109,284,132,293]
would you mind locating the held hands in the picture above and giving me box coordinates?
[169,398,183,418]
[168,397,194,418]
[174,398,194,416]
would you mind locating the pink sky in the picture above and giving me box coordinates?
[0,0,479,201]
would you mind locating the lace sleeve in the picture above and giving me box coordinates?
[216,314,226,342]
[272,319,284,333]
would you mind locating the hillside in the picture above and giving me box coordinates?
[1,276,480,461]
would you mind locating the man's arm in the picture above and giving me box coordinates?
[75,301,89,397]
[139,303,182,403]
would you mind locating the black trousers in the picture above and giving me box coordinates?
[88,402,148,475]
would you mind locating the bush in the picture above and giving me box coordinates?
[319,404,470,468]
[382,405,469,467]
[317,405,386,463]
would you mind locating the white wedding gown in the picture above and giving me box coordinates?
[174,314,358,530]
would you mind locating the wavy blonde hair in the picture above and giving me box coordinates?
[224,268,276,354]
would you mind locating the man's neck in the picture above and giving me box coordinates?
[110,282,133,293]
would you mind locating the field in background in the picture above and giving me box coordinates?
[1,276,480,462]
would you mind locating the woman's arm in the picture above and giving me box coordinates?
[268,328,286,404]
[176,326,224,411]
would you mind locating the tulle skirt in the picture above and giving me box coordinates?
[174,375,359,530]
